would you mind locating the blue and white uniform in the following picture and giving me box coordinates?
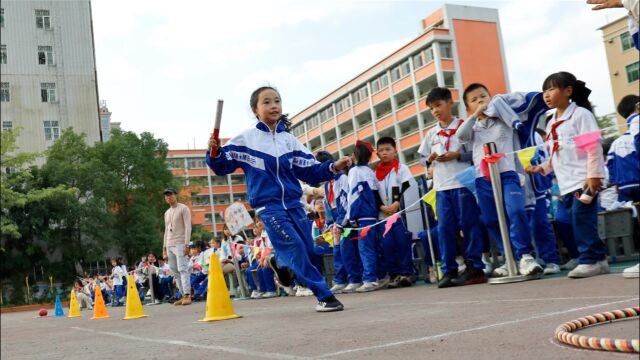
[418,117,485,275]
[607,114,640,202]
[206,120,336,302]
[346,165,382,283]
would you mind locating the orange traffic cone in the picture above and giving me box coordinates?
[199,253,241,322]
[91,286,110,320]
[123,274,147,320]
[68,290,81,318]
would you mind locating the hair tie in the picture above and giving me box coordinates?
[356,140,374,154]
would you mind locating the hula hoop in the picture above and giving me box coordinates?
[554,307,640,353]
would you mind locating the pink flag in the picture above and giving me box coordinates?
[573,130,602,153]
[383,213,400,237]
[260,247,271,260]
[229,242,236,257]
[350,226,371,240]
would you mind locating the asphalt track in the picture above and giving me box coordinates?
[2,262,639,360]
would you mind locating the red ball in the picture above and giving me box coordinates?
[38,309,48,317]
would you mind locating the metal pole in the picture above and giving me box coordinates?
[232,255,248,299]
[206,166,217,238]
[484,142,531,284]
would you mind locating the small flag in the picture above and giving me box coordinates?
[573,129,602,153]
[454,166,477,197]
[322,231,334,247]
[516,146,537,169]
[341,228,352,239]
[480,153,505,181]
[421,189,437,220]
[350,226,371,240]
[383,213,400,237]
[260,247,271,260]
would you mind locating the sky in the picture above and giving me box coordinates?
[90,0,627,149]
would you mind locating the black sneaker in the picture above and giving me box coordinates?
[268,255,293,287]
[451,266,487,286]
[438,271,459,288]
[315,296,344,312]
[387,275,401,289]
[398,275,413,287]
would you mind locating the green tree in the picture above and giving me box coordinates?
[90,130,176,265]
[596,113,618,138]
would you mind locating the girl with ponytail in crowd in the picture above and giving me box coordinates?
[206,86,351,312]
[527,71,609,278]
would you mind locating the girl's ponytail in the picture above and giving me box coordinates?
[570,79,593,113]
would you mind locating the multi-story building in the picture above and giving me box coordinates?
[0,0,101,157]
[99,100,113,141]
[598,16,640,129]
[290,4,509,177]
[167,147,249,235]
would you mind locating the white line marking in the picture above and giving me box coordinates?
[70,326,312,360]
[317,297,640,359]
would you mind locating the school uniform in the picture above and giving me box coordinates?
[457,113,535,261]
[539,102,607,265]
[111,265,126,303]
[206,120,336,302]
[332,173,364,285]
[607,115,640,202]
[375,161,416,277]
[346,165,382,283]
[418,117,485,274]
[525,134,560,265]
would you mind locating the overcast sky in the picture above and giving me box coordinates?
[91,0,627,149]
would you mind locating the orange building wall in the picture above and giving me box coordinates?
[452,19,507,97]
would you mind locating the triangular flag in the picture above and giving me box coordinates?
[253,246,260,259]
[341,228,352,239]
[260,247,271,260]
[480,153,505,181]
[383,213,400,237]
[322,231,334,247]
[229,242,236,257]
[574,129,602,153]
[421,189,438,220]
[516,146,537,169]
[454,166,477,196]
[350,226,371,240]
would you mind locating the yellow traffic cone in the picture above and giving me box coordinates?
[91,286,110,320]
[199,253,241,322]
[68,290,81,318]
[123,274,148,320]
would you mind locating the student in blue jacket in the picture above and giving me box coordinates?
[206,86,351,312]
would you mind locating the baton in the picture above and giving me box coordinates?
[210,100,224,157]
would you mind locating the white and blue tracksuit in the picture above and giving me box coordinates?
[526,135,560,265]
[457,113,535,261]
[607,115,640,202]
[325,173,363,285]
[206,120,335,302]
[346,165,382,283]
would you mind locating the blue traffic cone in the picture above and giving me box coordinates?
[54,295,64,317]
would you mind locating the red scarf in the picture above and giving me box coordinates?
[375,159,399,181]
[546,120,565,156]
[326,180,334,206]
[437,119,464,151]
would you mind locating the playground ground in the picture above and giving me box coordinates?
[2,262,639,360]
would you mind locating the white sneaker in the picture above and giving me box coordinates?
[492,264,509,277]
[341,282,362,293]
[598,259,610,274]
[281,286,295,296]
[622,263,640,278]
[568,263,602,278]
[250,290,263,299]
[330,283,347,294]
[543,263,561,275]
[482,258,493,276]
[428,268,438,284]
[560,258,578,270]
[377,275,391,289]
[355,281,379,293]
[296,287,313,297]
[519,254,543,276]
[261,291,277,298]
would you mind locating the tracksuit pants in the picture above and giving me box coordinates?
[259,207,333,302]
[527,196,560,265]
[355,219,381,283]
[378,219,413,276]
[475,171,534,260]
[332,238,348,285]
[436,188,485,275]
[561,190,607,264]
[554,202,579,259]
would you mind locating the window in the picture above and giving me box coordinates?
[187,158,206,169]
[0,82,9,102]
[413,53,424,69]
[380,73,389,87]
[0,45,6,65]
[440,43,452,58]
[308,115,320,129]
[391,65,402,82]
[1,8,4,28]
[620,32,635,51]
[43,120,60,141]
[192,196,210,206]
[41,83,57,102]
[2,121,12,132]
[38,46,55,65]
[424,46,434,63]
[35,10,51,30]
[626,62,639,83]
[401,60,411,75]
[352,86,368,104]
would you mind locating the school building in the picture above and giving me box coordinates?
[290,4,509,176]
[167,146,249,236]
[598,16,640,129]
